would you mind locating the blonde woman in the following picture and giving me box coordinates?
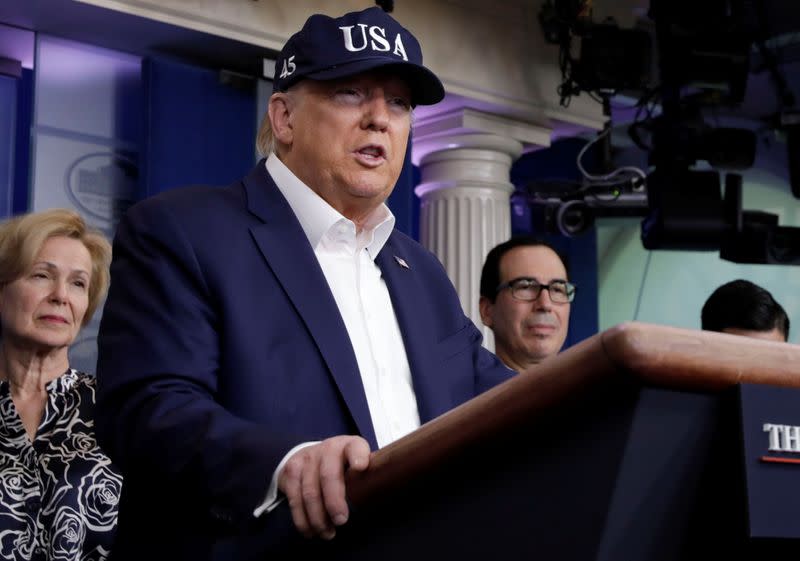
[0,209,120,561]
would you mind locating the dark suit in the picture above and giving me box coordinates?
[95,161,513,559]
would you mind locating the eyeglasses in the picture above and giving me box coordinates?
[495,277,576,304]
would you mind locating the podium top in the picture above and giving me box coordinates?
[346,322,800,505]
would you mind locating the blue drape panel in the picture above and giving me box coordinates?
[141,57,257,198]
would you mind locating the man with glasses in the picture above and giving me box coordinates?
[479,237,575,371]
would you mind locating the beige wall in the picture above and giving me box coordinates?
[75,0,643,132]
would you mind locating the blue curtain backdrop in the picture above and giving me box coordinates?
[387,137,418,238]
[141,57,257,198]
[13,68,33,215]
[0,74,16,218]
[0,68,33,218]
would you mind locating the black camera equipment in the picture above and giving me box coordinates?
[533,0,800,264]
[539,0,651,106]
[642,0,800,264]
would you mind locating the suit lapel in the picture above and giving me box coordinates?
[376,236,448,423]
[242,164,378,449]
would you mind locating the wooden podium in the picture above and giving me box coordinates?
[251,322,800,560]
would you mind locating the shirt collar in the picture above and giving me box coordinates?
[266,154,395,259]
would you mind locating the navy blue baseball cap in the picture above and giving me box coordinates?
[272,7,445,106]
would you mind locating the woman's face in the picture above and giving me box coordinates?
[0,236,92,353]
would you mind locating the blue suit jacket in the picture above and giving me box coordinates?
[95,162,513,559]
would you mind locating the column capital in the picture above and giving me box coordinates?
[411,107,552,166]
[412,132,522,200]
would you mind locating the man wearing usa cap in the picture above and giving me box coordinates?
[96,5,514,559]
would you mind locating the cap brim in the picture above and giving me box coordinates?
[306,59,445,106]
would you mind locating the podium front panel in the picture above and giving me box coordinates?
[740,383,800,539]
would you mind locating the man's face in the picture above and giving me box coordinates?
[722,326,786,342]
[273,70,412,224]
[480,245,571,369]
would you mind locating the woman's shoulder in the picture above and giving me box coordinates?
[55,369,98,401]
[62,368,95,386]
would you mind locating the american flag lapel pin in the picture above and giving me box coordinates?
[394,255,410,269]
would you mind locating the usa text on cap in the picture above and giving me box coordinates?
[273,6,445,106]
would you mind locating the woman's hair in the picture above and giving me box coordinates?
[0,208,112,326]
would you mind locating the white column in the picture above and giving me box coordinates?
[413,133,523,351]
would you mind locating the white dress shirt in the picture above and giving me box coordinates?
[254,154,421,516]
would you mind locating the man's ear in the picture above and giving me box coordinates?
[479,296,494,328]
[268,93,294,145]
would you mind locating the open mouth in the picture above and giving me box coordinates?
[357,145,386,160]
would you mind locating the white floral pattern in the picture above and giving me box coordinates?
[0,370,120,561]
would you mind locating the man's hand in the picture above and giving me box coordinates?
[278,435,370,540]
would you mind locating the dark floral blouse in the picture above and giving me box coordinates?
[0,369,121,561]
